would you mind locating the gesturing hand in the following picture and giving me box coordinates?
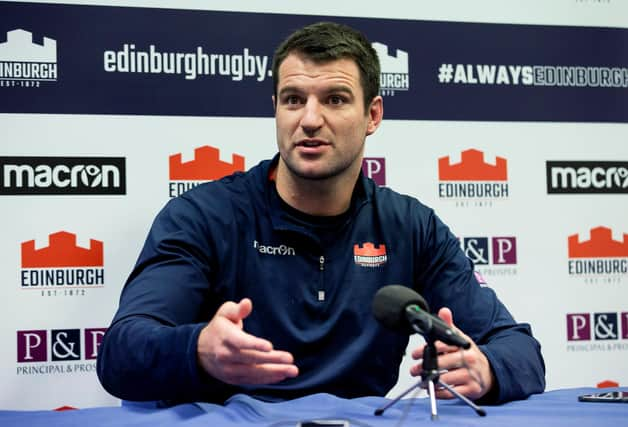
[410,307,494,401]
[197,298,299,385]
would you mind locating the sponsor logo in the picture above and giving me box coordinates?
[0,156,126,195]
[362,157,386,186]
[168,145,245,197]
[372,42,409,96]
[566,312,628,352]
[16,328,106,375]
[546,161,628,194]
[438,149,509,207]
[461,236,517,277]
[20,231,105,295]
[354,242,388,267]
[567,226,627,282]
[103,44,270,82]
[253,240,295,256]
[0,29,57,88]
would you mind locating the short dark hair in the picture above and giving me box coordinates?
[272,21,381,110]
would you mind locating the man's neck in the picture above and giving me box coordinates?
[274,161,359,217]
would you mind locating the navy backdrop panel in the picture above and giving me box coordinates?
[1,1,627,121]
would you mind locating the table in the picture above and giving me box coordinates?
[1,388,626,426]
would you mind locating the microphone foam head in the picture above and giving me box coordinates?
[372,285,429,334]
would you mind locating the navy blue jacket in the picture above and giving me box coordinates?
[97,156,545,404]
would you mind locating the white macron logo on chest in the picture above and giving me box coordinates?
[253,240,296,256]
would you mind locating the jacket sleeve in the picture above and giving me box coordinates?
[97,194,238,403]
[415,208,546,403]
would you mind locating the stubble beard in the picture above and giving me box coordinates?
[282,147,364,184]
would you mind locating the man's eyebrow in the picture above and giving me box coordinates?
[277,85,303,97]
[277,84,355,97]
[325,85,354,95]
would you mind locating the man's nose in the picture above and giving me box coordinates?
[300,97,324,134]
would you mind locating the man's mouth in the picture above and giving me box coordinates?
[298,139,327,147]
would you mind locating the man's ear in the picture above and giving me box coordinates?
[366,95,384,136]
[272,95,276,111]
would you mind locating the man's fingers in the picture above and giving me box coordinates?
[223,325,274,353]
[411,340,460,360]
[221,363,299,385]
[438,366,474,387]
[213,320,294,364]
[410,363,422,377]
[412,349,474,376]
[228,348,295,365]
[435,349,466,370]
[410,348,471,377]
[410,366,484,400]
[434,383,483,400]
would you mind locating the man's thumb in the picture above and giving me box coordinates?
[219,298,253,325]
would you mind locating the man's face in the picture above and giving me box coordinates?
[274,53,382,182]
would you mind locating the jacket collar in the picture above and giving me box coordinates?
[257,154,372,235]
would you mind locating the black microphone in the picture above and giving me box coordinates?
[372,285,470,349]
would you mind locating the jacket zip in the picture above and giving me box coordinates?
[318,255,325,301]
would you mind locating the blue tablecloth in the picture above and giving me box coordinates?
[1,388,626,427]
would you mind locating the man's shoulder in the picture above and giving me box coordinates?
[158,158,272,223]
[178,158,271,200]
[368,180,432,216]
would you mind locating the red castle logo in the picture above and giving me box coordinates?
[568,226,628,258]
[169,145,245,181]
[354,242,387,257]
[438,149,508,181]
[353,242,388,267]
[21,231,103,268]
[597,380,620,388]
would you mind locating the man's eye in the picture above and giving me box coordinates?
[285,95,301,104]
[328,95,345,105]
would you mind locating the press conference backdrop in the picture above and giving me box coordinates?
[1,0,627,410]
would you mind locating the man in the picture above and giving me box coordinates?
[97,21,545,405]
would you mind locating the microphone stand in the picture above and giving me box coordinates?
[374,327,486,420]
